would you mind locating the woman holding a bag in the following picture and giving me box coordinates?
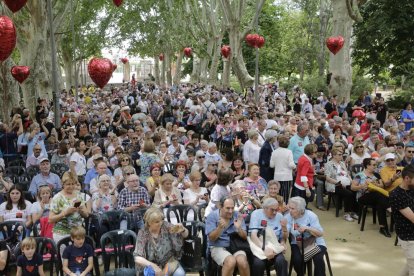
[286,196,327,276]
[249,198,288,276]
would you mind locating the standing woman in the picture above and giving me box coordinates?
[243,129,261,165]
[69,140,87,187]
[292,144,317,205]
[270,135,296,204]
[0,185,32,236]
[49,172,89,243]
[140,140,162,185]
[401,102,414,131]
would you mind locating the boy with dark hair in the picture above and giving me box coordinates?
[62,226,93,276]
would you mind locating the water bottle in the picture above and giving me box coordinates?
[75,268,81,276]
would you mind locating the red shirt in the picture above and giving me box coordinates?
[295,155,315,189]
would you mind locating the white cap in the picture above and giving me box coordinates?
[384,153,395,160]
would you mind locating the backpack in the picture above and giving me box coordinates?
[202,102,213,121]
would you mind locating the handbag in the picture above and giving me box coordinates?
[299,236,321,262]
[247,226,285,260]
[227,232,251,255]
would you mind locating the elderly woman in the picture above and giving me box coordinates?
[173,160,192,190]
[201,159,218,189]
[49,172,89,243]
[134,207,189,276]
[243,163,268,199]
[243,129,261,165]
[91,174,117,214]
[140,139,162,185]
[232,180,261,221]
[262,180,288,213]
[183,171,209,206]
[286,196,327,276]
[204,168,234,217]
[249,198,288,276]
[146,163,162,198]
[292,144,317,205]
[258,129,278,182]
[153,173,183,208]
[270,135,296,203]
[324,148,358,221]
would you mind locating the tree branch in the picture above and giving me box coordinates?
[241,0,265,43]
[346,0,363,22]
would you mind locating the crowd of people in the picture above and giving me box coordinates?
[0,82,413,276]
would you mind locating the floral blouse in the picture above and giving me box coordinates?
[243,177,268,198]
[134,221,183,273]
[50,192,86,235]
[91,193,115,214]
[140,153,160,185]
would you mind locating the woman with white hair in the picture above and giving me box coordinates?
[285,196,327,276]
[258,129,278,182]
[249,198,288,276]
[243,129,261,165]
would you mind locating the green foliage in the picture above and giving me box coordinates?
[350,75,374,100]
[299,75,327,95]
[353,0,414,81]
[387,89,414,110]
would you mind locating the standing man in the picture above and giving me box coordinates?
[288,123,310,164]
[390,164,414,276]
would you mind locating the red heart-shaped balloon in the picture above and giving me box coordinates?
[11,66,30,83]
[246,34,261,48]
[184,47,192,58]
[0,16,17,62]
[221,45,231,59]
[3,0,28,13]
[120,57,128,64]
[88,58,113,89]
[159,53,164,61]
[256,36,265,48]
[113,0,123,7]
[326,36,344,55]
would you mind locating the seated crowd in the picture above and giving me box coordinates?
[0,83,411,276]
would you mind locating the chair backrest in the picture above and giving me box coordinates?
[180,221,206,272]
[50,163,69,178]
[197,203,208,222]
[7,159,26,168]
[99,210,131,231]
[351,164,364,178]
[5,166,25,177]
[166,204,198,224]
[0,220,26,240]
[33,237,59,276]
[57,235,100,276]
[100,229,137,272]
[26,166,40,179]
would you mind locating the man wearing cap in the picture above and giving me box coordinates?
[380,153,403,192]
[29,158,62,196]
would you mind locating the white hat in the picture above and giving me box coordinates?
[384,153,395,160]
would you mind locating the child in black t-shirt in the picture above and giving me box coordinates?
[0,240,8,276]
[16,237,44,276]
[62,226,93,276]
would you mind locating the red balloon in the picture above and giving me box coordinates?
[256,36,265,48]
[3,0,28,13]
[88,58,113,89]
[11,66,30,83]
[113,0,123,7]
[0,16,17,62]
[120,57,128,64]
[221,45,231,59]
[326,36,344,55]
[184,47,192,58]
[245,34,256,47]
[159,53,164,61]
[111,63,117,72]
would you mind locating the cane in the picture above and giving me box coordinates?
[301,232,305,276]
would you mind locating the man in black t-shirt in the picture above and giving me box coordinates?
[0,240,7,275]
[390,164,414,276]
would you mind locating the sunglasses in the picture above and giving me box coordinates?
[210,164,218,166]
[355,146,364,149]
[197,156,205,159]
[115,152,122,154]
[125,172,134,176]
[121,159,130,162]
[386,159,394,162]
[408,151,414,153]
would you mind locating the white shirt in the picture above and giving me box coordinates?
[0,201,32,224]
[243,140,261,164]
[269,148,296,181]
[70,152,87,176]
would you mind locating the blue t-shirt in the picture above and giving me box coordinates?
[17,253,43,276]
[205,209,246,248]
[62,243,94,274]
[284,210,326,247]
[249,209,285,241]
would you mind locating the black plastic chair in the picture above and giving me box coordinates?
[180,221,206,276]
[166,204,198,224]
[100,229,137,273]
[350,164,364,178]
[197,203,208,222]
[5,166,26,177]
[0,221,26,240]
[288,249,333,276]
[99,210,131,231]
[358,204,377,231]
[57,235,100,276]
[15,237,60,276]
[104,268,136,276]
[7,158,26,168]
[50,163,69,178]
[326,192,342,217]
[26,166,40,180]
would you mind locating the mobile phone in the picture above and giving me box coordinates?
[204,193,209,197]
[74,201,81,208]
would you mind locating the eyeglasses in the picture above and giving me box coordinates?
[115,151,122,154]
[127,179,139,183]
[267,207,278,213]
[121,159,130,162]
[386,159,394,162]
[210,164,218,166]
[408,151,414,153]
[125,172,134,176]
[132,137,139,140]
[171,139,178,142]
[197,156,205,159]
[355,146,364,149]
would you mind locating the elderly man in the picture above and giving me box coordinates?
[29,157,62,196]
[288,123,310,164]
[380,153,403,192]
[205,142,222,164]
[84,155,112,190]
[26,144,47,168]
[249,198,288,276]
[206,197,250,276]
[117,174,151,230]
[89,160,116,195]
